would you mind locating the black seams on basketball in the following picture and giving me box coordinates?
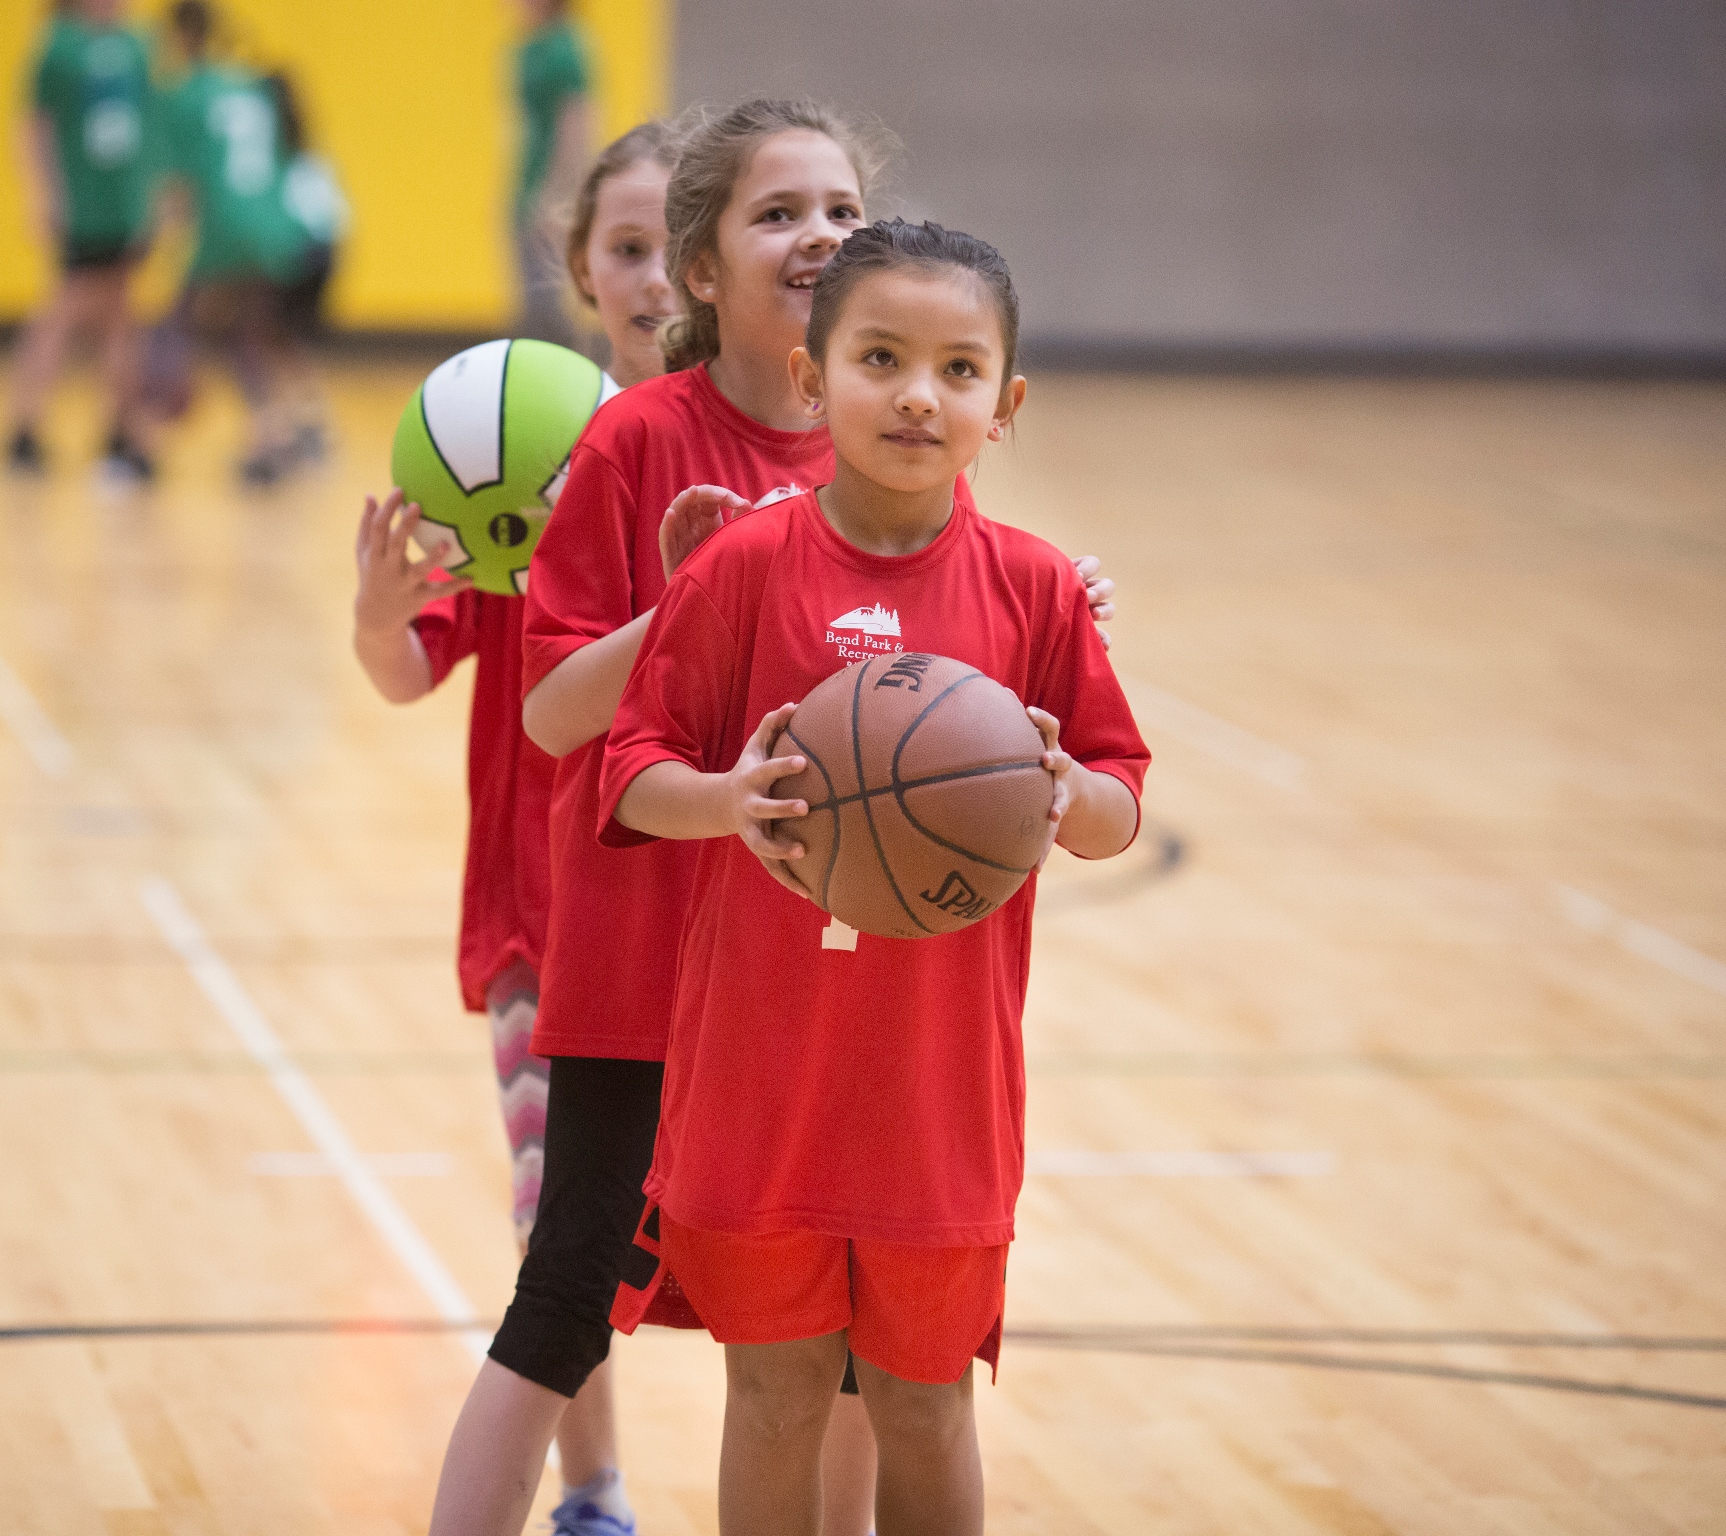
[769,654,1055,939]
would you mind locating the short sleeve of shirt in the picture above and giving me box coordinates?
[596,572,739,847]
[520,442,637,695]
[412,589,482,687]
[1026,565,1150,846]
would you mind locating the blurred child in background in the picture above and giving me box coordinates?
[513,0,591,345]
[265,68,345,465]
[152,0,312,486]
[8,0,155,483]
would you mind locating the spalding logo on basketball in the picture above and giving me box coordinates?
[770,654,1056,939]
[389,339,621,596]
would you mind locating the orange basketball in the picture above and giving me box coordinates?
[770,653,1055,939]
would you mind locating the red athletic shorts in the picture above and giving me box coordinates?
[658,1212,1007,1385]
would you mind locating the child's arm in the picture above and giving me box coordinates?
[522,485,752,756]
[1028,706,1139,862]
[615,702,812,892]
[353,490,469,703]
[23,111,62,246]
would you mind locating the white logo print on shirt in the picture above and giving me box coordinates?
[826,601,906,663]
[828,602,901,637]
[753,484,805,509]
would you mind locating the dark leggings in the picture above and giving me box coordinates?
[488,1053,864,1399]
[489,1056,663,1398]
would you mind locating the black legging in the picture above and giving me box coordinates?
[487,1054,864,1399]
[489,1056,664,1398]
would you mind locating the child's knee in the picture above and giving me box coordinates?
[725,1336,849,1439]
[854,1358,975,1446]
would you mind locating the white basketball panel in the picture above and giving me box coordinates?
[422,339,511,492]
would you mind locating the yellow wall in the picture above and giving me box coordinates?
[0,0,670,328]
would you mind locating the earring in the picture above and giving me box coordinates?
[808,400,824,418]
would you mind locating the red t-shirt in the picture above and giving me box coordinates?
[521,365,836,1059]
[412,591,556,1011]
[598,491,1150,1246]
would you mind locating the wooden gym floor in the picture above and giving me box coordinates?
[0,360,1721,1534]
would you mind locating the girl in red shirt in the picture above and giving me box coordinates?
[429,101,1117,1536]
[601,218,1148,1536]
[353,122,676,1536]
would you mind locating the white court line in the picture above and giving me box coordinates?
[1028,1150,1335,1177]
[1118,674,1306,792]
[0,653,75,778]
[138,876,490,1363]
[1557,885,1726,1000]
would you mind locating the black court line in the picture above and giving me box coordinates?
[1006,1330,1726,1413]
[5,1319,1720,1411]
[1005,1325,1726,1353]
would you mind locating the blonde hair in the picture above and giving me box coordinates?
[659,98,895,372]
[565,120,678,306]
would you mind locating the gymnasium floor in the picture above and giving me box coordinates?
[1,360,1722,1534]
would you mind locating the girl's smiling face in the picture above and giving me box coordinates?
[576,159,675,389]
[797,266,1025,496]
[686,129,866,361]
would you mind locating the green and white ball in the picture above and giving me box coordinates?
[390,339,620,596]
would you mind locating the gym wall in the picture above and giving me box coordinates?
[0,0,668,329]
[674,0,1726,362]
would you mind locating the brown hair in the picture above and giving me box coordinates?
[806,219,1021,389]
[659,98,895,373]
[564,120,678,306]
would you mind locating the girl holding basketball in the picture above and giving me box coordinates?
[599,219,1147,1536]
[428,101,1116,1536]
[353,121,677,1536]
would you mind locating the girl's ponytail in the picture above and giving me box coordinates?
[659,98,895,372]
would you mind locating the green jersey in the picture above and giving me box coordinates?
[159,63,307,281]
[30,15,152,245]
[515,20,588,217]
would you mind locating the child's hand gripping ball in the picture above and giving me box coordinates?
[768,654,1056,939]
[390,339,621,596]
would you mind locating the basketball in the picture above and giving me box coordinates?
[770,653,1056,939]
[389,339,620,595]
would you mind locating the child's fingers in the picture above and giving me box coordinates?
[1085,576,1116,603]
[744,789,807,822]
[1048,768,1073,819]
[742,751,804,785]
[1025,706,1062,753]
[751,703,800,755]
[751,848,812,897]
[1089,600,1116,621]
[384,502,418,561]
[668,484,751,517]
[357,495,381,558]
[1072,554,1101,581]
[1094,626,1112,652]
[740,820,804,861]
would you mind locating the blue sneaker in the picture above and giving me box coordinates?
[548,1489,636,1536]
